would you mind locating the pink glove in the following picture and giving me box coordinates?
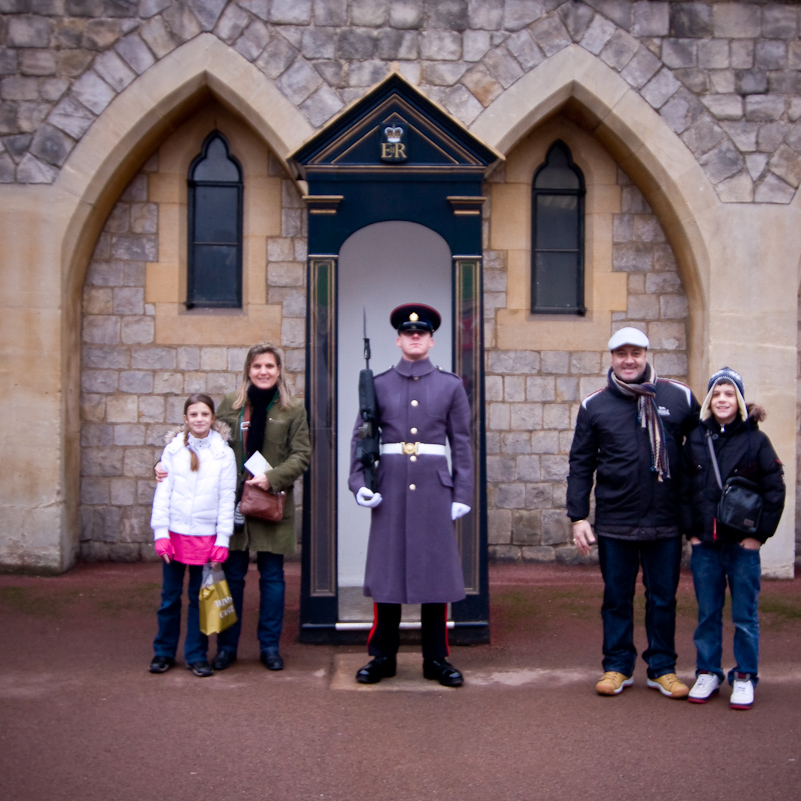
[210,546,229,564]
[154,539,174,558]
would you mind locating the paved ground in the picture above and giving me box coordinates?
[1,561,800,801]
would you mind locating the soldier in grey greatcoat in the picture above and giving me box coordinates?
[349,303,473,687]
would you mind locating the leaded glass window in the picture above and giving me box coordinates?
[187,132,243,308]
[531,141,586,315]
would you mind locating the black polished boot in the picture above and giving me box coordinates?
[423,658,463,687]
[355,655,397,684]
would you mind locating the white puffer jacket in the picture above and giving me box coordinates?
[151,427,237,545]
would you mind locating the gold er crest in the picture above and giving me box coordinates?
[409,312,419,322]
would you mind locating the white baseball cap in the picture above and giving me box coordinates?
[608,327,649,351]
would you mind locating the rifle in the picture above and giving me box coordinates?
[356,308,380,492]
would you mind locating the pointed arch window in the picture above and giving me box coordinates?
[187,131,243,308]
[531,141,586,315]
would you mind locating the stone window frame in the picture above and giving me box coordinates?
[530,140,586,316]
[186,130,244,310]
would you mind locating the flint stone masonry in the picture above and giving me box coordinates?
[0,2,798,204]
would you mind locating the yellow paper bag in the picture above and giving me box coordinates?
[199,565,237,635]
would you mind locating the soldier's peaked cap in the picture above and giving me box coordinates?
[390,303,441,333]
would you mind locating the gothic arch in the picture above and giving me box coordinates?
[471,44,713,387]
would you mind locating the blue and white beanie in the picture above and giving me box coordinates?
[701,366,747,421]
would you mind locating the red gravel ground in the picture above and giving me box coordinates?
[1,561,799,801]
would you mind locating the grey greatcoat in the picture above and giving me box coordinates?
[348,357,473,604]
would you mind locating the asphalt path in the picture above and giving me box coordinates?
[1,561,799,801]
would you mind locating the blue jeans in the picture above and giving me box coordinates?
[691,541,761,685]
[597,535,682,679]
[216,550,285,655]
[153,560,208,663]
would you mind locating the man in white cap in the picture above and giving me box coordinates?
[567,327,700,698]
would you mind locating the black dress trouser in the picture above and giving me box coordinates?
[367,602,449,661]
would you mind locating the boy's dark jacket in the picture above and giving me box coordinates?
[680,404,785,544]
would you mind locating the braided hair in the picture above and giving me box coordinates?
[183,393,215,472]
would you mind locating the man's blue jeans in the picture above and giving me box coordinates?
[153,560,208,663]
[691,540,760,685]
[216,550,285,655]
[597,535,682,679]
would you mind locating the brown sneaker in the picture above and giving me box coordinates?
[647,673,689,699]
[595,671,633,696]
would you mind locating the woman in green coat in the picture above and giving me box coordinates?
[212,343,310,671]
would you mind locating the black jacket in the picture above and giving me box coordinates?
[680,408,785,544]
[566,373,699,538]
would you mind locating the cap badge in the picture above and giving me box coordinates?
[409,312,419,322]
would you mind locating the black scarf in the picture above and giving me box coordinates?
[245,384,277,459]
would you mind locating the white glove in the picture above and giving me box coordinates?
[451,502,471,520]
[356,487,383,508]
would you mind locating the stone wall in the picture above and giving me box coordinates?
[483,166,689,563]
[1,2,801,204]
[79,150,307,561]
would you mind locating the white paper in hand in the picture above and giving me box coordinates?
[244,451,271,476]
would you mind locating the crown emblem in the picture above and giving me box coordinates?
[409,312,419,322]
[384,126,403,143]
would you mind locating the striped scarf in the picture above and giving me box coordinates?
[608,363,671,481]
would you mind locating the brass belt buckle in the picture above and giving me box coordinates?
[402,441,419,455]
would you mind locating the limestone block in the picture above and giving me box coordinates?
[510,403,542,431]
[530,14,571,59]
[153,371,183,395]
[466,0,501,30]
[640,67,680,110]
[353,0,389,27]
[754,173,794,204]
[269,286,306,317]
[83,316,121,346]
[620,45,661,90]
[553,3,587,41]
[7,16,51,48]
[82,423,114,447]
[627,294,659,320]
[81,394,106,423]
[112,234,157,262]
[268,261,304,287]
[484,45,524,88]
[713,3,760,39]
[184,372,207,393]
[653,352,687,378]
[336,28,377,59]
[146,261,179,303]
[506,29,544,72]
[48,97,95,139]
[82,448,123,477]
[0,75,39,102]
[130,347,174,371]
[314,0,347,27]
[511,510,541,545]
[121,315,155,345]
[300,27,336,60]
[736,69,769,95]
[556,376,579,403]
[235,19,271,61]
[140,16,179,58]
[29,124,74,168]
[503,375,525,402]
[541,454,569,483]
[632,0,669,37]
[721,120,758,152]
[175,347,200,371]
[114,424,145,447]
[93,50,137,93]
[186,0,228,32]
[120,371,154,394]
[495,483,525,509]
[422,61,468,86]
[667,2,710,38]
[109,478,136,506]
[536,350,567,375]
[124,448,159,479]
[113,287,145,315]
[541,510,570,546]
[254,34,296,80]
[701,94,743,121]
[71,71,115,115]
[543,403,570,430]
[206,372,237,395]
[580,15,616,57]
[349,60,391,87]
[755,40,787,71]
[488,402,510,430]
[525,481,553,509]
[81,478,110,504]
[137,395,165,423]
[487,509,512,545]
[463,29,490,62]
[487,454,516,482]
[19,49,56,77]
[200,346,227,371]
[763,5,798,40]
[769,144,801,188]
[500,431,531,455]
[485,375,503,402]
[440,83,483,125]
[271,0,312,24]
[154,302,282,346]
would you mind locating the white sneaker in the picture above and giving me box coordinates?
[730,673,754,710]
[688,672,720,703]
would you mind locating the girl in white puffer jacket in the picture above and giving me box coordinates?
[149,393,237,677]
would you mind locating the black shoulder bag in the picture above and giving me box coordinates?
[705,431,762,535]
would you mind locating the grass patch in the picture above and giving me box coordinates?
[95,581,161,617]
[0,586,61,617]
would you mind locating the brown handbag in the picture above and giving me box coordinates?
[238,403,285,523]
[240,479,285,522]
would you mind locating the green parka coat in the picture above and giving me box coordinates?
[217,392,311,555]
